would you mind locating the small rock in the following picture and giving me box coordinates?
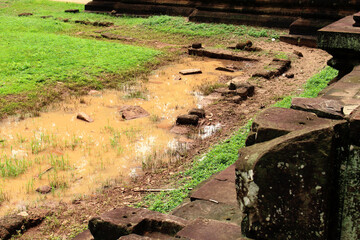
[215,67,235,72]
[192,43,202,49]
[119,106,149,120]
[173,75,182,81]
[293,50,303,58]
[179,69,202,75]
[176,114,199,126]
[40,15,52,19]
[285,73,295,78]
[188,108,205,118]
[62,18,70,22]
[235,40,252,49]
[65,9,80,13]
[18,13,33,17]
[77,112,94,123]
[36,185,52,194]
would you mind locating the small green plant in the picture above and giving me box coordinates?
[149,114,161,123]
[0,154,31,177]
[196,82,227,96]
[123,90,148,100]
[274,52,289,60]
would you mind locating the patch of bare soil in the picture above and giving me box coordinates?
[11,41,331,239]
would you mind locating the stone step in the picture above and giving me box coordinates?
[289,18,334,36]
[245,107,335,146]
[175,218,248,240]
[171,199,243,226]
[88,207,188,240]
[190,165,238,206]
[279,34,317,48]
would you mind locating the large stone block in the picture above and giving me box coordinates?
[88,207,188,240]
[245,107,334,146]
[236,121,348,240]
[291,97,344,119]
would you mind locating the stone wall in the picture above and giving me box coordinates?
[85,0,360,27]
[235,62,360,239]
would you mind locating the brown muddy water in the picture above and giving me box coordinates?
[0,58,241,215]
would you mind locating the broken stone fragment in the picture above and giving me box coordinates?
[179,69,202,75]
[176,114,199,126]
[77,112,94,123]
[65,9,80,13]
[173,75,182,81]
[293,50,303,58]
[245,107,335,146]
[291,97,344,119]
[191,43,202,49]
[228,79,255,96]
[88,206,188,240]
[188,108,205,118]
[36,185,52,194]
[236,121,347,240]
[235,40,253,50]
[118,105,149,120]
[215,66,235,72]
[0,210,49,240]
[285,73,294,78]
[18,13,33,17]
[252,58,291,79]
[176,218,245,240]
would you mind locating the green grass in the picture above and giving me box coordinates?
[0,0,161,117]
[142,66,338,213]
[273,66,338,108]
[141,15,281,39]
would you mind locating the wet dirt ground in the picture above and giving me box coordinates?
[0,58,240,215]
[0,39,332,239]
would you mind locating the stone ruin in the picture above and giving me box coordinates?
[67,11,360,240]
[84,0,359,27]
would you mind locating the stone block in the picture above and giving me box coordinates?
[176,218,246,240]
[188,108,205,118]
[171,199,243,225]
[291,97,344,119]
[176,114,199,126]
[245,107,334,146]
[236,121,348,240]
[88,207,188,240]
[252,59,291,79]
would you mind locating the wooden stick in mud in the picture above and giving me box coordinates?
[35,167,54,179]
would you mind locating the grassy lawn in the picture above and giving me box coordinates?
[0,0,285,118]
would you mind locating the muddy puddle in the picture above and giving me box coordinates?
[0,57,242,215]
